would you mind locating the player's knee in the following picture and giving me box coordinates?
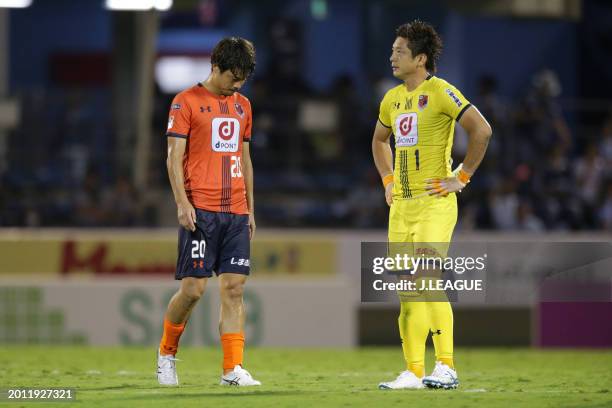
[181,282,205,304]
[220,280,244,302]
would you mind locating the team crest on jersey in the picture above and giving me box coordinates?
[234,103,244,118]
[445,88,463,107]
[418,95,428,110]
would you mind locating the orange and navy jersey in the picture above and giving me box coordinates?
[166,83,252,214]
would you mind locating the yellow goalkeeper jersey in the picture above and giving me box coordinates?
[378,75,471,198]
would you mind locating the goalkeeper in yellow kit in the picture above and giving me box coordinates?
[373,20,492,390]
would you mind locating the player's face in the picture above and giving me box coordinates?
[390,37,419,79]
[215,67,247,96]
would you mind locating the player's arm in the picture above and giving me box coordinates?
[167,137,196,231]
[426,106,492,197]
[242,141,256,239]
[457,106,492,174]
[372,120,394,206]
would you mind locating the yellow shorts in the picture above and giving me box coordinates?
[388,194,457,300]
[388,193,457,258]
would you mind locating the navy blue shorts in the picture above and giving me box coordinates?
[176,209,251,279]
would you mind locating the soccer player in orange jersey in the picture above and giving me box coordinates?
[157,37,260,386]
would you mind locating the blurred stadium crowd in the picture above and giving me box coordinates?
[457,71,612,232]
[1,67,610,231]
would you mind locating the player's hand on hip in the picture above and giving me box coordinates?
[426,165,472,197]
[425,176,465,197]
[385,182,394,206]
[177,201,197,231]
[248,213,256,240]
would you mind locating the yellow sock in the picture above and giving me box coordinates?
[398,300,429,378]
[426,296,454,369]
[439,357,454,369]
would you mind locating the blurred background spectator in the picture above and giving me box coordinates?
[0,0,610,231]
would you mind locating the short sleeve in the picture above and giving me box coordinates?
[243,99,252,142]
[378,92,392,128]
[166,93,191,138]
[439,84,472,121]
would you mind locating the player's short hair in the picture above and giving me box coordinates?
[396,20,442,73]
[211,37,256,80]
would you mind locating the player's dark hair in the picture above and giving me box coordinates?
[211,37,256,79]
[396,20,442,73]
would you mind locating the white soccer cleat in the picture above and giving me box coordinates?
[422,361,459,389]
[220,365,261,386]
[157,351,179,386]
[378,370,424,390]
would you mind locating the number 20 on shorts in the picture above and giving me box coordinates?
[191,240,206,258]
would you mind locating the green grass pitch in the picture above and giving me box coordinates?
[1,347,611,407]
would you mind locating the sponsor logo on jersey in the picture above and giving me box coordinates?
[171,103,181,110]
[394,113,418,146]
[445,88,463,107]
[212,117,240,152]
[230,257,250,267]
[418,95,428,110]
[167,115,174,130]
[393,101,401,110]
[200,106,212,113]
[234,103,244,118]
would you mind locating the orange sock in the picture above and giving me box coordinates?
[159,318,186,356]
[221,332,245,372]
